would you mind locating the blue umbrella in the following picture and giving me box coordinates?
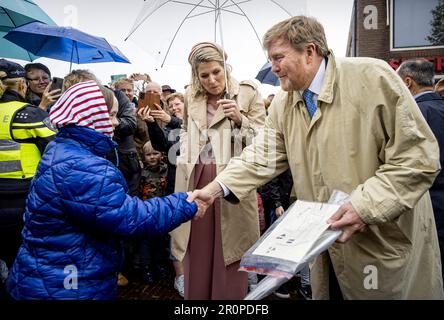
[256,61,280,86]
[4,21,130,70]
[0,0,56,61]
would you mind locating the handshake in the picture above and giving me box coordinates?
[185,181,224,219]
[184,180,367,244]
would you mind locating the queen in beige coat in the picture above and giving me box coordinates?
[171,42,265,300]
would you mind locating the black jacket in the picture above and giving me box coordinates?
[258,169,293,210]
[147,117,182,195]
[416,92,444,245]
[113,89,137,153]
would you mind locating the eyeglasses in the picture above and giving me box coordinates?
[27,76,51,83]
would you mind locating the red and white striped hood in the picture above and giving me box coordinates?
[50,81,113,138]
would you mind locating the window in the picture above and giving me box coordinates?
[391,0,443,50]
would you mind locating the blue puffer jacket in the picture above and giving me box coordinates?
[6,125,197,300]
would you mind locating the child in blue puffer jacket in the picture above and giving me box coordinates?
[6,81,197,300]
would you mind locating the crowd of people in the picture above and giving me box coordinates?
[1,15,444,300]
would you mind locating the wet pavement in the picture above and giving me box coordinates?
[118,273,304,301]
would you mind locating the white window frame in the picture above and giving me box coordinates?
[390,0,444,51]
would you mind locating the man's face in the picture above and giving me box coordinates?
[267,38,314,92]
[145,83,162,95]
[116,83,134,101]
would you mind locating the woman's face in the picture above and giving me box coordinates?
[197,61,225,97]
[169,97,184,119]
[26,68,50,95]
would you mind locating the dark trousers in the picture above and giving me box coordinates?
[327,253,344,300]
[117,151,141,197]
[0,193,26,300]
[0,194,26,266]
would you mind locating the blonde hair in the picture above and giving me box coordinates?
[63,69,100,91]
[113,78,133,90]
[189,46,236,98]
[98,85,115,112]
[263,16,329,57]
[142,141,158,154]
[435,78,444,98]
[166,92,184,105]
[0,71,24,99]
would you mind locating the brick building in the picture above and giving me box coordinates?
[347,0,444,81]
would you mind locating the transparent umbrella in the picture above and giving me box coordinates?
[125,0,306,86]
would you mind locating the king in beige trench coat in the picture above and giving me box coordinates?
[171,78,265,266]
[216,53,444,299]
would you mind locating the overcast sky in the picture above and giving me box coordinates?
[32,0,354,96]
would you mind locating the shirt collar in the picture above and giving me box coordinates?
[414,90,434,100]
[299,58,326,97]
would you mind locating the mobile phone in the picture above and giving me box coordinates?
[138,91,160,110]
[49,77,64,92]
[147,91,161,109]
[137,92,148,111]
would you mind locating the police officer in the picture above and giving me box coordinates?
[0,59,55,297]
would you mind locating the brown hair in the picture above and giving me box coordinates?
[263,16,329,57]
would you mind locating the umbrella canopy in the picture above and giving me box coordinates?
[126,0,304,83]
[0,0,56,61]
[256,61,279,86]
[4,21,131,68]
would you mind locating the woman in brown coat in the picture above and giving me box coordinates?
[171,42,265,299]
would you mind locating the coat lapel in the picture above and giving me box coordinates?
[208,104,227,128]
[187,95,207,132]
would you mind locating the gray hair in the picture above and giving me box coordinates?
[397,59,435,87]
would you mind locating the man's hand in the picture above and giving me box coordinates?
[187,189,214,220]
[130,73,151,82]
[186,181,224,220]
[149,103,171,123]
[327,202,366,243]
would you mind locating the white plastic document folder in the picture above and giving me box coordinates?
[252,201,340,263]
[242,190,350,300]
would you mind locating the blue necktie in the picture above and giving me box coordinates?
[302,89,317,119]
